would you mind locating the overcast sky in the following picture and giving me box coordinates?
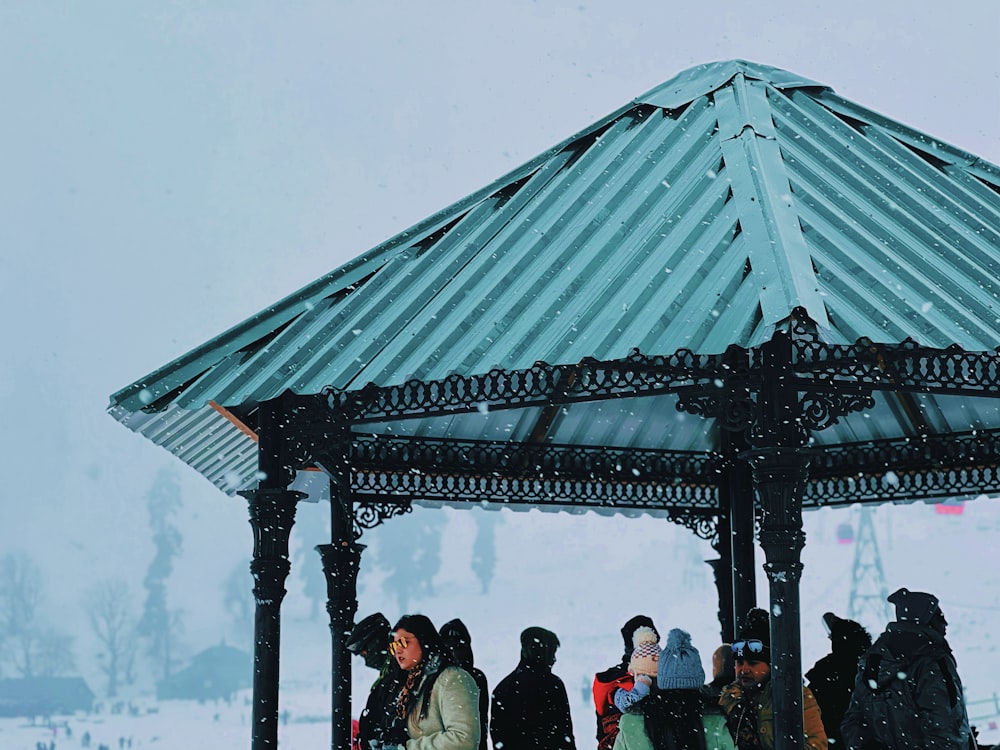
[1,1,998,636]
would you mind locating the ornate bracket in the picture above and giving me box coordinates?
[670,511,721,543]
[799,391,876,431]
[676,389,755,432]
[352,500,413,540]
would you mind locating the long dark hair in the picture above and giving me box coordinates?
[638,688,707,750]
[389,614,457,725]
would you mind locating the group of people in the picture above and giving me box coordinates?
[345,586,981,750]
[346,613,576,750]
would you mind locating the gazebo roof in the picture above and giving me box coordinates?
[109,60,1000,501]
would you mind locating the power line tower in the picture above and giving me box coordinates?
[847,505,891,630]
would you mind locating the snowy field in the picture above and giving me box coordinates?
[0,695,327,750]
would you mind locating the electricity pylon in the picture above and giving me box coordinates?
[847,505,892,629]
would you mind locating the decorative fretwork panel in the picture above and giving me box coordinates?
[340,430,1000,514]
[804,429,1000,506]
[325,347,748,423]
[790,315,1000,397]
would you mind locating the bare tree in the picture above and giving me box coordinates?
[0,553,43,676]
[85,579,138,697]
[0,553,74,677]
[31,629,76,677]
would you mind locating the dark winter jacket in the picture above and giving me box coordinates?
[841,621,973,750]
[806,617,871,747]
[358,668,403,749]
[491,658,577,750]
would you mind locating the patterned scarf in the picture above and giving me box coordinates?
[394,651,446,723]
[395,660,426,721]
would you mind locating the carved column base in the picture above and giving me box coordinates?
[318,542,364,750]
[240,487,304,750]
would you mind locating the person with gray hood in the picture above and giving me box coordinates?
[841,587,973,750]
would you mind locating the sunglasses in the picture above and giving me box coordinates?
[388,636,409,656]
[731,639,765,656]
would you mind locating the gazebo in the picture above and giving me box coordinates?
[109,60,1000,750]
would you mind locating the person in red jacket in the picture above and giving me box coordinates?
[592,615,659,750]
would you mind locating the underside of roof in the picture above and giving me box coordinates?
[109,59,1000,505]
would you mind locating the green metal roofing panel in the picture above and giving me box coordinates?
[636,59,825,110]
[715,76,830,331]
[108,59,1000,497]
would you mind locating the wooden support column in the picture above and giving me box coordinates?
[316,426,363,750]
[241,395,305,750]
[747,330,810,750]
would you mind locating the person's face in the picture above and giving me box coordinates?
[390,628,423,671]
[930,609,948,636]
[735,657,770,691]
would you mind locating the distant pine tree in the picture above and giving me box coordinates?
[222,562,253,646]
[138,466,184,680]
[372,507,446,612]
[471,510,501,594]
[296,542,329,619]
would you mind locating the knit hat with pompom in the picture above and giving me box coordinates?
[627,625,661,677]
[657,628,705,690]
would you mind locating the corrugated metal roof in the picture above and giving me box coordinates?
[109,59,1000,497]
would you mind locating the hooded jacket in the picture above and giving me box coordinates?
[491,628,577,750]
[805,614,871,746]
[840,621,973,750]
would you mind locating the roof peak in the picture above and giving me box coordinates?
[637,59,827,109]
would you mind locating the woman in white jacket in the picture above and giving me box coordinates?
[382,613,480,750]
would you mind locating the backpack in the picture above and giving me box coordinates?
[857,653,961,750]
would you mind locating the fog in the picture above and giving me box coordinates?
[1,1,999,747]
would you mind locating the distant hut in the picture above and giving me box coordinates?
[0,677,94,718]
[156,643,251,701]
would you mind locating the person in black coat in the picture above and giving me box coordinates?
[805,612,871,747]
[491,626,577,750]
[440,618,490,750]
[841,588,974,750]
[347,612,400,750]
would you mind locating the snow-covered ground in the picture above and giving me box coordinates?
[0,695,328,750]
[3,498,998,749]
